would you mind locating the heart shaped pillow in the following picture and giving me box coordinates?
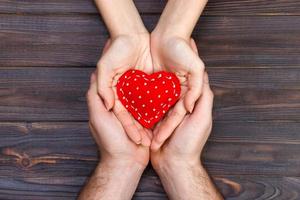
[116,69,181,128]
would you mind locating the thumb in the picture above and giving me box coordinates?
[97,62,115,110]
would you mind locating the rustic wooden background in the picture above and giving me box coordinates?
[1,0,300,199]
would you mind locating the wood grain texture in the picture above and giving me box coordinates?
[1,122,300,177]
[1,0,300,15]
[1,67,299,122]
[1,175,300,200]
[1,15,300,68]
[1,0,300,198]
[1,122,300,199]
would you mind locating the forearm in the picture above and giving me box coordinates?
[94,0,147,38]
[78,160,144,200]
[156,160,223,200]
[153,0,208,39]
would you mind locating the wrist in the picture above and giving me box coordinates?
[151,27,187,43]
[112,30,149,41]
[81,159,144,200]
[154,158,222,200]
[101,156,147,174]
[154,156,202,177]
[112,32,150,51]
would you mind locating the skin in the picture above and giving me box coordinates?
[150,0,209,150]
[80,0,223,199]
[78,72,151,200]
[94,0,208,147]
[151,73,223,200]
[79,71,223,200]
[94,0,153,146]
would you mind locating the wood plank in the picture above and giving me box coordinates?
[1,122,300,198]
[1,0,300,15]
[1,15,300,68]
[1,121,300,177]
[0,67,299,122]
[1,174,300,200]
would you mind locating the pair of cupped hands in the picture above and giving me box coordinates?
[87,32,214,169]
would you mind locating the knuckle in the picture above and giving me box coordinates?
[208,89,214,99]
[86,89,93,100]
[197,58,205,70]
[97,87,106,97]
[97,60,108,72]
[96,60,103,69]
[172,110,183,119]
[123,121,135,129]
[88,121,94,130]
[191,59,205,72]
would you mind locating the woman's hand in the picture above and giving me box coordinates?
[94,0,153,146]
[97,34,152,146]
[149,0,208,150]
[150,35,205,150]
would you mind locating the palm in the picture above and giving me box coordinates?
[97,35,153,146]
[90,112,150,166]
[151,113,211,166]
[150,37,205,150]
[88,75,150,166]
[151,75,213,167]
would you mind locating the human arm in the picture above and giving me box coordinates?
[78,160,144,200]
[157,161,222,200]
[150,0,208,148]
[151,73,223,200]
[78,72,151,200]
[94,0,147,38]
[94,0,152,146]
[152,0,208,39]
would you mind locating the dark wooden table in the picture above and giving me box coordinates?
[1,0,300,199]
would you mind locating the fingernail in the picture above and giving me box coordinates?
[104,100,111,111]
[136,139,142,145]
[188,103,195,113]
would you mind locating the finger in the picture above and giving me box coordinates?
[185,58,205,113]
[86,71,107,113]
[141,130,151,147]
[151,99,186,151]
[113,101,142,144]
[135,120,151,147]
[144,128,153,141]
[191,72,214,120]
[97,63,115,110]
[138,49,153,74]
[190,38,199,55]
[152,113,168,142]
[152,104,175,137]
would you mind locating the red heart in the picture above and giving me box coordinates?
[116,69,181,129]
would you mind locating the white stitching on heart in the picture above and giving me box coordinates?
[119,70,180,125]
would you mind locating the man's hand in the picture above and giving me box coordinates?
[151,73,223,200]
[94,0,153,146]
[79,72,151,200]
[150,0,208,150]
